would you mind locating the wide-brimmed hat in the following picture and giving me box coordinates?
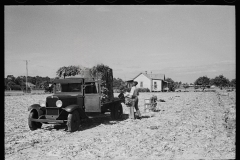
[133,81,138,85]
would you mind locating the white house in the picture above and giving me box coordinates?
[126,72,169,92]
[24,82,36,90]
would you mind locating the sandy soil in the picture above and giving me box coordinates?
[5,90,235,160]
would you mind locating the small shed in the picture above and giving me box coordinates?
[25,82,36,89]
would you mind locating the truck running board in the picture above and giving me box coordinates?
[30,118,66,123]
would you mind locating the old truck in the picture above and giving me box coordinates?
[28,68,123,132]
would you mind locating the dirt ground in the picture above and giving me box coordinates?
[5,90,235,160]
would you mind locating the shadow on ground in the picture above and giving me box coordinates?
[141,115,151,119]
[43,113,129,132]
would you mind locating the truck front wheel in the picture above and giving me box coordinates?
[28,111,42,130]
[67,110,80,132]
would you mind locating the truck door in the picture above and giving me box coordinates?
[84,82,101,112]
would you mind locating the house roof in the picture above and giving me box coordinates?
[162,80,170,83]
[126,80,134,82]
[25,82,36,87]
[133,73,165,80]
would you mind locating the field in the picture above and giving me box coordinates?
[5,90,235,160]
[5,90,45,96]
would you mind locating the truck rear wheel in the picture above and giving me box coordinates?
[67,110,80,132]
[28,111,42,131]
[111,103,123,120]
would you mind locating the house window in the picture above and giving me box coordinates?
[154,82,157,89]
[140,82,143,87]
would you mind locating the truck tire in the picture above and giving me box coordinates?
[116,103,123,119]
[67,110,80,132]
[111,103,123,120]
[28,111,42,131]
[110,107,115,119]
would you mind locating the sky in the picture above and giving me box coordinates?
[5,5,235,83]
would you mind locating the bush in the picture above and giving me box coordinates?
[10,85,22,90]
[22,87,31,91]
[138,88,150,92]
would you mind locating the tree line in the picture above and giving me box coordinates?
[165,75,235,91]
[5,75,52,91]
[5,63,236,93]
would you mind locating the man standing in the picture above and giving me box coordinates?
[129,81,141,119]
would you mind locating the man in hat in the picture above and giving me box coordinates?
[129,81,141,119]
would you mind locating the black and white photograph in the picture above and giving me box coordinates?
[5,4,235,159]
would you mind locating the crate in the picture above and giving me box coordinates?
[144,99,157,112]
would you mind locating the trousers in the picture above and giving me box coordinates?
[132,96,139,111]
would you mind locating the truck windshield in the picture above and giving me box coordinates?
[56,83,82,92]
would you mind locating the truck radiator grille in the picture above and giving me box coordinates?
[46,108,59,115]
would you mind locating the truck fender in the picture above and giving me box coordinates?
[28,104,45,117]
[62,104,79,113]
[63,105,88,119]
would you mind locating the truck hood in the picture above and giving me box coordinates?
[46,94,83,107]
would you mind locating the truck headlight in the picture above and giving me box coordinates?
[39,100,46,107]
[56,100,62,108]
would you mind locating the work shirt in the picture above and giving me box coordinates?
[129,86,139,98]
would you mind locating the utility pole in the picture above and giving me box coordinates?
[25,60,29,93]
